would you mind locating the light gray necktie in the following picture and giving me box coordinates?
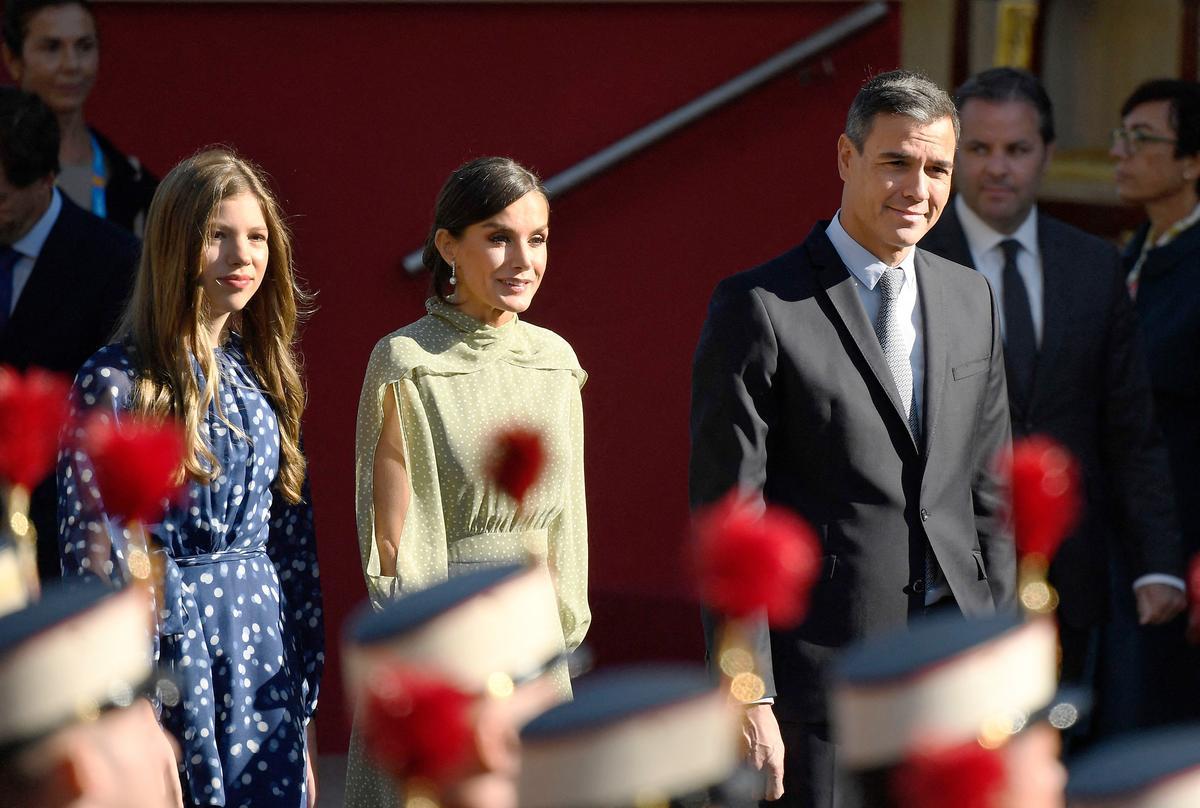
[876,268,941,601]
[874,268,921,441]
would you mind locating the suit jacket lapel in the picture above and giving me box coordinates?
[916,249,947,454]
[1031,215,1070,411]
[807,230,917,452]
[5,207,73,339]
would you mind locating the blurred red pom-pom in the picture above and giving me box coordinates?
[0,366,71,491]
[1007,436,1080,562]
[692,492,821,628]
[1187,553,1200,644]
[489,429,545,504]
[363,664,475,785]
[891,742,1006,808]
[83,414,186,523]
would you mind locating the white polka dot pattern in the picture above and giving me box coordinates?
[57,341,324,808]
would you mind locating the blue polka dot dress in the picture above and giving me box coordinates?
[57,341,325,808]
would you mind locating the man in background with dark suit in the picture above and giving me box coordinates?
[690,70,1015,807]
[0,86,138,581]
[921,69,1185,722]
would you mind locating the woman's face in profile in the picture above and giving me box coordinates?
[443,192,549,326]
[6,3,98,117]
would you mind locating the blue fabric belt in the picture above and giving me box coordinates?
[161,547,269,636]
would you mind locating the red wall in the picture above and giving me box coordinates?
[69,1,899,749]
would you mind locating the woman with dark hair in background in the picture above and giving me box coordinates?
[345,156,590,807]
[1103,78,1200,733]
[57,148,323,807]
[2,0,157,235]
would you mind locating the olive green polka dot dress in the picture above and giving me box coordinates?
[344,298,590,808]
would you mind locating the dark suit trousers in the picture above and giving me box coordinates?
[771,720,840,808]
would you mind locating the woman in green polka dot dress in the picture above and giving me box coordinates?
[345,157,590,808]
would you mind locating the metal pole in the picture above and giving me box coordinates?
[403,1,888,274]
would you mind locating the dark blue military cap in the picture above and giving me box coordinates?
[0,581,152,751]
[343,563,566,697]
[1067,724,1200,806]
[517,665,741,808]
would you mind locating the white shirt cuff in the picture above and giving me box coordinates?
[1132,573,1186,592]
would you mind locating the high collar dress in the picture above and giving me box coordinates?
[344,298,590,808]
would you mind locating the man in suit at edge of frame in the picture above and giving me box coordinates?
[689,70,1016,807]
[0,87,138,584]
[921,68,1186,733]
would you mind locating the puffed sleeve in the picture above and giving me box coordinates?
[267,472,325,722]
[58,350,139,585]
[355,338,449,609]
[547,380,590,652]
[58,349,170,676]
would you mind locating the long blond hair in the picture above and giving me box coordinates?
[117,148,311,503]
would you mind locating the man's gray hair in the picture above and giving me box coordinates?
[844,70,960,151]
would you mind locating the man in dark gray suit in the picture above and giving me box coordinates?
[690,70,1016,807]
[921,68,1185,734]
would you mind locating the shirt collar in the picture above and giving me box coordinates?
[954,193,1039,260]
[825,209,916,291]
[12,187,62,259]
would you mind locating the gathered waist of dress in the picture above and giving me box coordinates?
[173,546,269,568]
[447,528,549,566]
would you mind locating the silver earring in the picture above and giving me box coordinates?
[447,260,458,302]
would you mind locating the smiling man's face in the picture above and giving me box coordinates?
[837,113,957,265]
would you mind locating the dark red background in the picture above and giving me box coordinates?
[57,1,900,749]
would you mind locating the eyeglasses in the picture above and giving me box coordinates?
[1111,127,1178,154]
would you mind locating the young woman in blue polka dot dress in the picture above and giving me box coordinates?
[56,149,324,807]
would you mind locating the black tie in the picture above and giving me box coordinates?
[1000,239,1036,405]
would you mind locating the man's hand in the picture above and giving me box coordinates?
[743,703,785,801]
[1135,582,1187,625]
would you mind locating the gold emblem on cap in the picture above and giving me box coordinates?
[485,671,515,700]
[633,790,669,808]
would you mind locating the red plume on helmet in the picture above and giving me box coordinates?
[362,663,475,786]
[0,366,71,491]
[891,742,1007,808]
[692,491,822,629]
[83,414,187,523]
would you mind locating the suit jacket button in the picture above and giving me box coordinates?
[920,508,930,521]
[911,579,925,594]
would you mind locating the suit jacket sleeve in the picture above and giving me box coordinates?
[974,287,1018,610]
[689,279,779,697]
[1098,259,1185,579]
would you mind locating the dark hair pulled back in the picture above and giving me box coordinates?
[423,156,547,302]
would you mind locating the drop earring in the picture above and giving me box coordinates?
[447,259,459,303]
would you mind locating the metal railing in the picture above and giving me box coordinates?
[403,1,889,274]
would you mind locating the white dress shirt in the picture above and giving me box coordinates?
[6,187,62,315]
[955,194,1043,344]
[954,195,1182,594]
[825,211,925,417]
